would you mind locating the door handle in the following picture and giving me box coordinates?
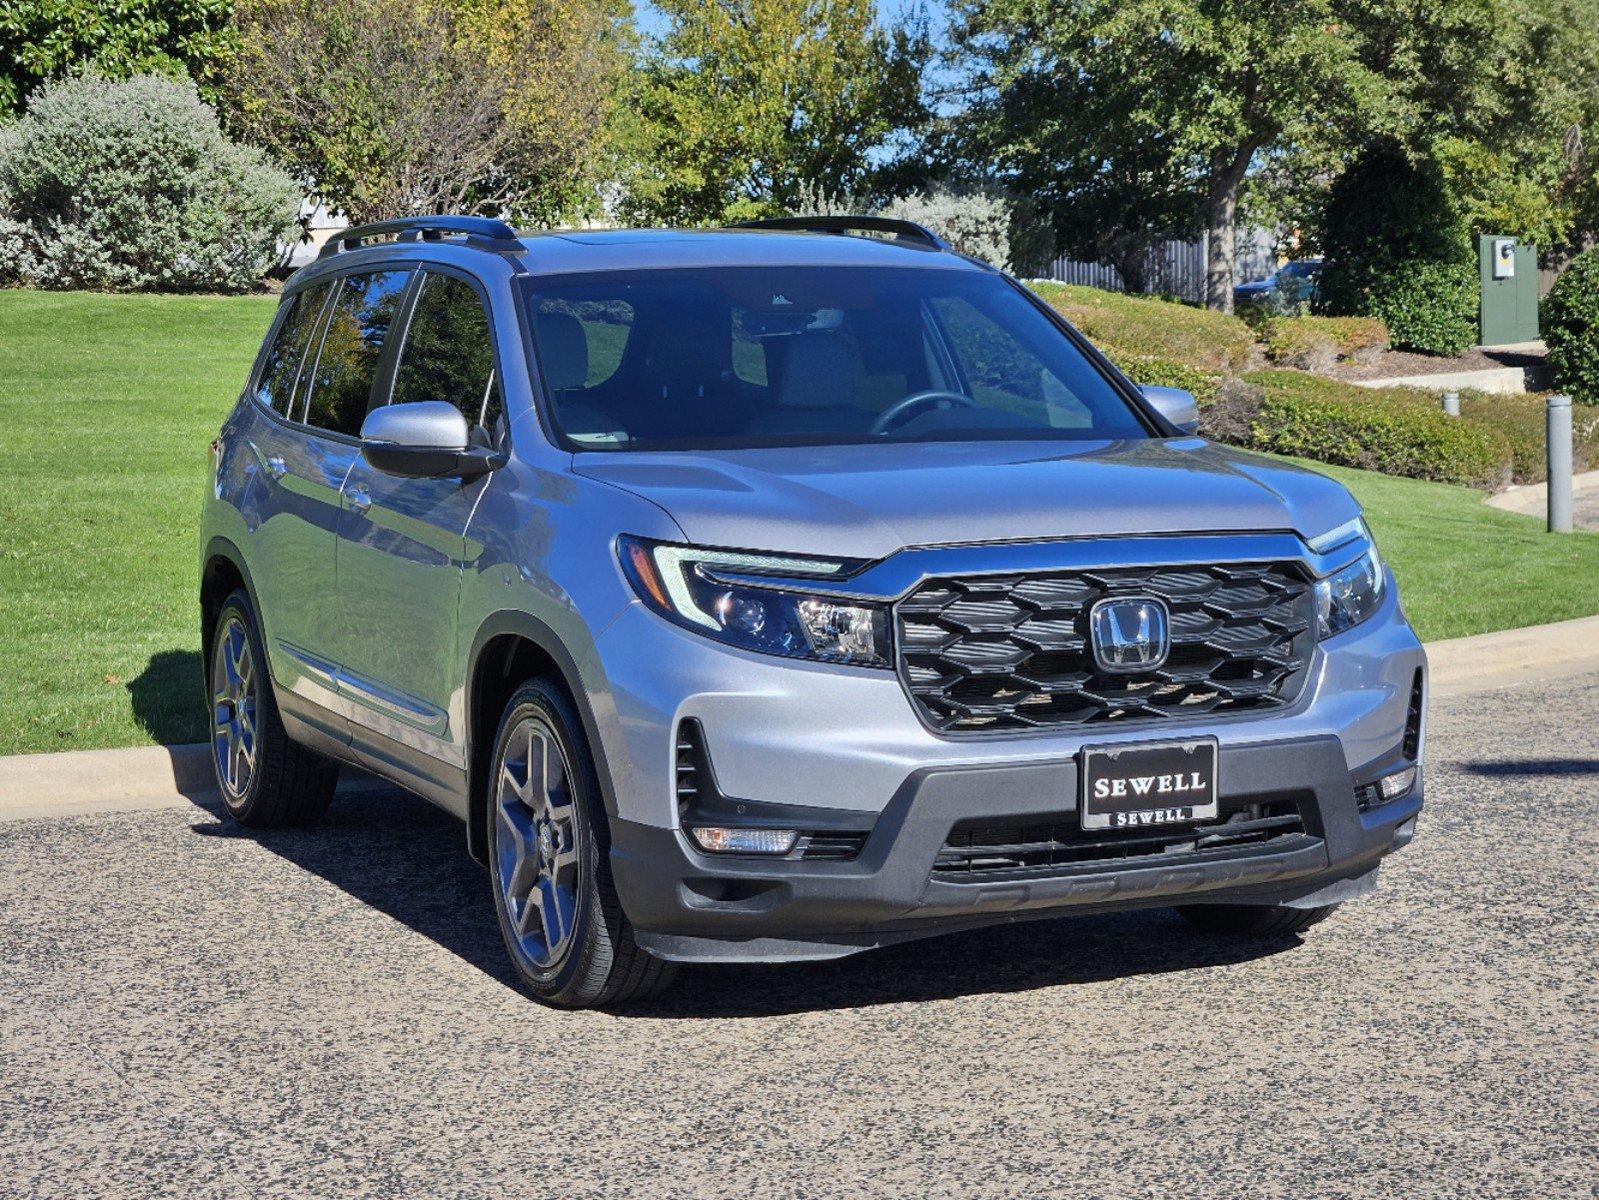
[265,455,287,481]
[347,486,372,514]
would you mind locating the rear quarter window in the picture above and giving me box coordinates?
[252,284,330,414]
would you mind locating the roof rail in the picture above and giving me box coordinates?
[318,215,523,259]
[730,215,950,252]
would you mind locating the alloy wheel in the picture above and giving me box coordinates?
[494,716,583,970]
[211,615,259,799]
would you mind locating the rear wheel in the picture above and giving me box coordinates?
[486,678,674,1008]
[208,589,338,827]
[1176,902,1339,936]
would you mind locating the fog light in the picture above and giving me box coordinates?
[1379,767,1417,801]
[689,826,798,855]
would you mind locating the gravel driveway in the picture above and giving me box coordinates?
[2,676,1596,1199]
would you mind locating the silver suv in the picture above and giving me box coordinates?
[200,215,1425,1007]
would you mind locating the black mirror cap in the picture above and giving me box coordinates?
[362,442,507,479]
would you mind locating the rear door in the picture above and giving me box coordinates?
[333,267,505,800]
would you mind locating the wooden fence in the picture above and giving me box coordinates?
[1044,228,1280,303]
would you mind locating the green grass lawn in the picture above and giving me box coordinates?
[0,289,276,756]
[1290,459,1599,640]
[2,289,1597,756]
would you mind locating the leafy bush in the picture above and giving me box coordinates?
[1029,282,1255,374]
[1261,315,1388,370]
[1543,249,1599,405]
[1241,370,1511,489]
[0,73,298,293]
[880,189,1011,269]
[1458,390,1599,482]
[1318,140,1478,357]
[1360,258,1479,357]
[1112,354,1221,406]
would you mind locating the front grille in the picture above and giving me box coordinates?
[933,800,1309,880]
[896,562,1315,732]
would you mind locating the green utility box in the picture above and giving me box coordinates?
[1479,234,1539,346]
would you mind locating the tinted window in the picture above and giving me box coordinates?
[253,284,330,414]
[522,267,1146,449]
[301,270,410,436]
[391,273,502,430]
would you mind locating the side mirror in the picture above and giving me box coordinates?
[359,401,505,479]
[1138,385,1200,436]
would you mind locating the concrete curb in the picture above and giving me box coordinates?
[1484,469,1599,519]
[1347,365,1547,395]
[0,744,381,822]
[4,615,1598,820]
[1424,613,1599,699]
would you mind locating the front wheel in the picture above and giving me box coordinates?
[486,678,674,1008]
[1175,902,1339,936]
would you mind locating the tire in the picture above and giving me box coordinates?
[208,589,338,828]
[1176,902,1339,936]
[485,677,675,1009]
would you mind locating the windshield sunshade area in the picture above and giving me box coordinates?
[521,266,1151,450]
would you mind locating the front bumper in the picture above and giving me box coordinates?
[611,733,1422,962]
[586,536,1426,962]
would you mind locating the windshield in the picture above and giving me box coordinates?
[521,267,1150,450]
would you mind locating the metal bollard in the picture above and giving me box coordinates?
[1548,394,1573,534]
[1441,390,1460,417]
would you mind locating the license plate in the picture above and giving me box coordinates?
[1080,738,1219,831]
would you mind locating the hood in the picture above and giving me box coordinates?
[574,439,1361,562]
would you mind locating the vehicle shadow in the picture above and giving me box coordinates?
[190,784,1305,1017]
[1458,758,1599,778]
[128,649,207,747]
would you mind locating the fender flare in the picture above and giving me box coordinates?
[464,609,623,864]
[201,536,266,656]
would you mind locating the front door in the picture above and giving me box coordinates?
[333,268,506,800]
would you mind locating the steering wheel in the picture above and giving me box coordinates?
[869,390,980,436]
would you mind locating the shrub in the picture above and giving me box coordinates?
[0,73,298,293]
[1318,140,1479,357]
[1360,258,1479,357]
[1458,390,1599,482]
[1112,354,1221,407]
[1029,282,1255,374]
[1261,315,1388,370]
[1543,249,1599,405]
[880,189,1011,269]
[1261,319,1339,373]
[1241,370,1512,489]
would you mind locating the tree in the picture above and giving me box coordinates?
[226,0,628,224]
[0,0,237,116]
[621,0,929,225]
[947,0,1507,311]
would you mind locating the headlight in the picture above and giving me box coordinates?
[1315,545,1386,638]
[617,536,892,667]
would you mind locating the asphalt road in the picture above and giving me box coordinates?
[3,676,1597,1199]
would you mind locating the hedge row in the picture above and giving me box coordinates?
[1260,316,1387,371]
[1458,391,1599,482]
[1030,282,1256,374]
[1226,371,1512,490]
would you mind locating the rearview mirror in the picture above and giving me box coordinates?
[1138,385,1200,436]
[360,401,505,479]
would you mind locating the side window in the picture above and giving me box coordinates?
[301,269,410,437]
[392,273,503,430]
[253,283,330,414]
